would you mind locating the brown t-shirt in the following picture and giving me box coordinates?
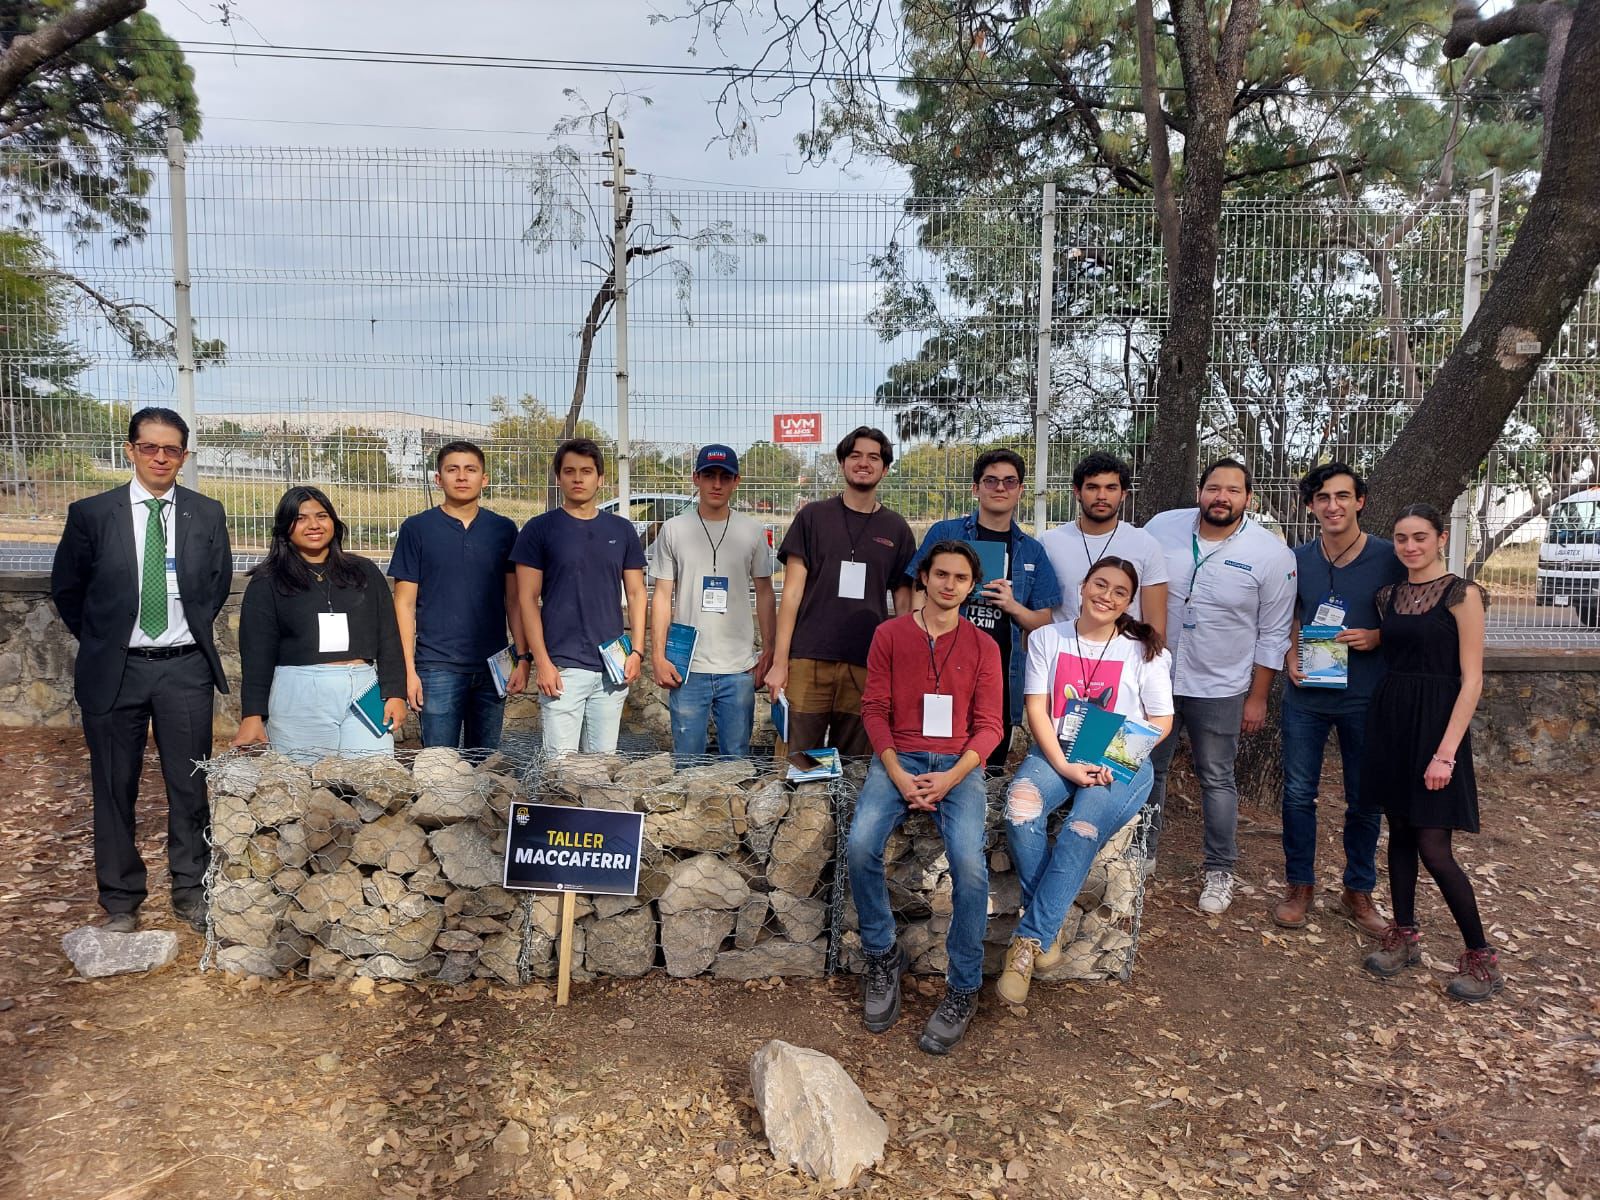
[779,496,915,667]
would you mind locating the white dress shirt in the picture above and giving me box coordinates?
[128,477,195,649]
[1144,508,1296,699]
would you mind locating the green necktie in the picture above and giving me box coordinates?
[139,498,169,638]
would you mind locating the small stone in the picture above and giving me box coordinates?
[434,929,483,953]
[61,927,180,978]
[493,1120,531,1156]
[478,932,521,986]
[734,893,769,950]
[350,814,431,874]
[743,779,789,860]
[749,1040,886,1188]
[583,905,656,977]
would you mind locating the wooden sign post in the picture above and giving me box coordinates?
[502,802,645,1007]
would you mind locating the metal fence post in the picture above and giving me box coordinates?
[165,121,198,490]
[1033,182,1057,535]
[608,119,633,516]
[1449,187,1488,577]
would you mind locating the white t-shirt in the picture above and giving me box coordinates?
[1038,520,1170,623]
[1024,621,1175,734]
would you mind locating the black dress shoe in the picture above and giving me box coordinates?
[99,913,138,933]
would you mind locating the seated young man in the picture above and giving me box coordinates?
[847,540,1003,1055]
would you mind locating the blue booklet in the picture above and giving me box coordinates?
[962,538,1008,591]
[598,633,634,686]
[772,691,790,743]
[1058,699,1162,786]
[348,680,393,738]
[1298,625,1349,689]
[663,622,698,680]
[487,643,517,698]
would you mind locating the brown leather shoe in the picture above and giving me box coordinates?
[1272,883,1314,928]
[1336,888,1390,938]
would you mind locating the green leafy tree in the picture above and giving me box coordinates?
[314,426,396,487]
[738,440,807,512]
[482,394,614,501]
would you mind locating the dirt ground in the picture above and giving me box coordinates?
[0,728,1595,1200]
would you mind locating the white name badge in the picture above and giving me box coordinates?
[701,576,730,613]
[922,693,954,738]
[838,559,867,600]
[1313,596,1347,627]
[318,611,350,654]
[164,555,181,597]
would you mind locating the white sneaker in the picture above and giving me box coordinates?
[1198,870,1235,914]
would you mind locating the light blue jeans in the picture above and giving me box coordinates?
[667,670,756,762]
[540,667,628,754]
[266,663,394,764]
[1004,750,1154,947]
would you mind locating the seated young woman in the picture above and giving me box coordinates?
[996,556,1175,1005]
[232,486,408,762]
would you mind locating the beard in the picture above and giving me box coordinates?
[1200,503,1240,527]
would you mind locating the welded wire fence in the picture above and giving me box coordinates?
[0,145,1595,643]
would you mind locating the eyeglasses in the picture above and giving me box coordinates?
[130,442,186,460]
[979,476,1022,491]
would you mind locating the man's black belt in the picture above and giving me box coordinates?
[125,644,200,660]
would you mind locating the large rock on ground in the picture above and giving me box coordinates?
[767,786,835,897]
[61,927,180,978]
[428,822,505,889]
[749,1040,886,1188]
[660,909,735,978]
[656,855,750,915]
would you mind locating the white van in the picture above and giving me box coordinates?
[1535,488,1600,625]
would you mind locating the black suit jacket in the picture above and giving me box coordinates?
[50,483,234,714]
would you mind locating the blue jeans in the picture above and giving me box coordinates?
[1005,750,1154,946]
[845,752,989,994]
[667,670,755,762]
[416,666,506,757]
[540,667,628,754]
[1281,699,1381,891]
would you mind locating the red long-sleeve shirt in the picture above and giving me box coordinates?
[860,613,1004,761]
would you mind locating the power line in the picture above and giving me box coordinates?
[204,114,596,138]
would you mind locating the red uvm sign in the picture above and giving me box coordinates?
[773,412,823,444]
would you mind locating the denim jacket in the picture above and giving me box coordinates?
[906,512,1063,725]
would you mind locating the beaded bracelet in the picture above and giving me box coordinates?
[1431,754,1456,769]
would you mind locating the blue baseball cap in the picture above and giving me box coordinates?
[694,444,739,475]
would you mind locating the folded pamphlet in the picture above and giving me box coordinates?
[1298,625,1349,689]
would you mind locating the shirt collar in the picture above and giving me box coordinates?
[129,476,175,505]
[965,510,1019,537]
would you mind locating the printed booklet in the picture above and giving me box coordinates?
[785,747,842,782]
[487,643,517,698]
[663,622,699,681]
[1057,699,1163,785]
[1298,625,1350,689]
[348,680,393,738]
[598,633,634,686]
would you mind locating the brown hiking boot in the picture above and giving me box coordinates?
[1335,888,1390,938]
[1272,884,1315,928]
[1445,948,1504,1003]
[1363,924,1421,978]
[997,937,1041,1006]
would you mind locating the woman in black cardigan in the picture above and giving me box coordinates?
[231,486,407,761]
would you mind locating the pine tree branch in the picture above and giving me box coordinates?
[0,0,146,108]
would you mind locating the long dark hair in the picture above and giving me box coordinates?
[251,485,368,595]
[1081,556,1165,662]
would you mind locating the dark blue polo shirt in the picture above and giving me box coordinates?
[388,506,519,672]
[510,507,647,672]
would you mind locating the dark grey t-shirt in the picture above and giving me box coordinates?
[1285,534,1407,710]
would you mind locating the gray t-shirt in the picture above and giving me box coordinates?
[651,508,774,674]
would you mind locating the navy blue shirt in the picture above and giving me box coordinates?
[511,507,647,672]
[389,506,520,672]
[1285,534,1407,710]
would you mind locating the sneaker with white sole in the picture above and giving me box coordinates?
[1197,870,1235,914]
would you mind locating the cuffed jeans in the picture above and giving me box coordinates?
[1280,699,1381,891]
[1146,692,1245,873]
[267,663,394,764]
[846,752,989,994]
[667,670,755,762]
[1005,750,1154,946]
[417,665,506,757]
[540,667,628,754]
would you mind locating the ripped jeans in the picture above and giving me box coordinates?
[1003,749,1155,947]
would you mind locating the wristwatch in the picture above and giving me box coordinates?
[516,651,534,664]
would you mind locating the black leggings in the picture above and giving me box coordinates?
[1388,815,1487,951]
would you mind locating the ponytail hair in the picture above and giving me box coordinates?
[1083,556,1166,663]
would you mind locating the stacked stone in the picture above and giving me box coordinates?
[536,753,834,980]
[206,747,528,983]
[837,774,1146,982]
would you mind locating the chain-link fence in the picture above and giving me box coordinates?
[1,145,1595,642]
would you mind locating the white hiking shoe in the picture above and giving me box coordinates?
[1198,870,1235,914]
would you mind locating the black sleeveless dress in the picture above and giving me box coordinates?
[1360,575,1488,832]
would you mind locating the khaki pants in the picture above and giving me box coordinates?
[777,657,871,759]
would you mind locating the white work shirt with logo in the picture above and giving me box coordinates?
[127,475,195,649]
[1144,508,1296,699]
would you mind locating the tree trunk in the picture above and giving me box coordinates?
[1366,0,1600,535]
[1135,0,1261,522]
[0,0,144,106]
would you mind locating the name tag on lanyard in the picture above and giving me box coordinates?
[164,556,181,598]
[1313,594,1347,628]
[318,611,350,654]
[838,559,867,600]
[922,693,953,738]
[701,576,730,613]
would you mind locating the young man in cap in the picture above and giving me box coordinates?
[650,444,777,761]
[848,540,1003,1054]
[907,447,1061,769]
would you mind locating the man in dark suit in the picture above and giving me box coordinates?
[51,407,233,932]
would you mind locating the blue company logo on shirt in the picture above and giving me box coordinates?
[1223,559,1253,572]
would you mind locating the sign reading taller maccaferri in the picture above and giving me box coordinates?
[773,412,823,443]
[502,802,644,896]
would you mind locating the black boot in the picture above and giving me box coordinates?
[918,986,978,1055]
[860,943,905,1033]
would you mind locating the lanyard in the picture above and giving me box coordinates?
[841,496,879,561]
[1189,520,1244,596]
[697,513,730,573]
[1080,519,1117,575]
[1072,626,1115,700]
[915,610,961,695]
[1320,532,1361,595]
